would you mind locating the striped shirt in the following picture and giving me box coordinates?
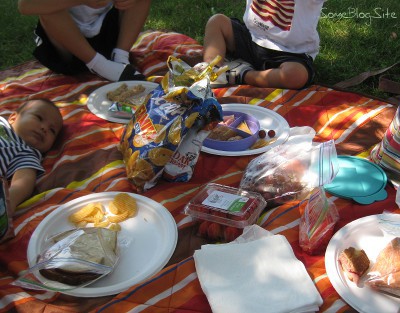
[0,116,44,179]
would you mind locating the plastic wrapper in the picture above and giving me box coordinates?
[377,213,400,236]
[299,187,339,255]
[119,56,223,192]
[108,102,135,119]
[364,237,400,297]
[13,227,119,291]
[0,177,14,243]
[239,136,338,207]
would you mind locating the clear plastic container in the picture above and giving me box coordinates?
[184,183,267,241]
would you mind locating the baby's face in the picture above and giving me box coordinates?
[9,100,63,153]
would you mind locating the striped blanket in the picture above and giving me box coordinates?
[0,30,399,313]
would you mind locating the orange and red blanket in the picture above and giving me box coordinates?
[0,31,398,313]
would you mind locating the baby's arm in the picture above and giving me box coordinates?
[8,168,37,215]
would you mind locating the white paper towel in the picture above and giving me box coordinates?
[194,226,323,313]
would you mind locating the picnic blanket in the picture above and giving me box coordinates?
[0,30,399,313]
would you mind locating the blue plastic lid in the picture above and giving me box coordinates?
[324,156,387,204]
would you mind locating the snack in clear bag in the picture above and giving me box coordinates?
[299,187,339,255]
[13,227,119,291]
[0,176,14,244]
[239,137,338,207]
[364,237,400,297]
[119,56,223,192]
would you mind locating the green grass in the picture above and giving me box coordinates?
[1,0,399,99]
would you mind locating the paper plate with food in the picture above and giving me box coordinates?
[201,103,290,156]
[87,81,159,123]
[23,192,177,297]
[325,214,400,313]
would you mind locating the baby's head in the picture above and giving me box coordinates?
[8,99,63,153]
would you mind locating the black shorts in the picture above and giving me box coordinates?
[229,18,315,86]
[33,7,119,75]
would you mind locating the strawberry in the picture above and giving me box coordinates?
[207,222,222,241]
[224,226,242,242]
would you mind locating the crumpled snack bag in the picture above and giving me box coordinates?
[0,176,14,244]
[119,56,223,192]
[13,227,119,292]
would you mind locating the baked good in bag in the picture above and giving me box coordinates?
[39,228,118,286]
[338,247,370,284]
[365,237,400,296]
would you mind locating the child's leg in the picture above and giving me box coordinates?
[244,62,310,89]
[39,11,96,64]
[114,0,151,64]
[203,14,236,66]
[39,10,143,81]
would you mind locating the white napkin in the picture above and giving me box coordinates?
[194,226,323,313]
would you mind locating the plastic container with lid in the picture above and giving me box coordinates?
[203,111,260,151]
[184,183,267,242]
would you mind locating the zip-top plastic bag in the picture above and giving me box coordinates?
[239,127,339,207]
[364,237,400,297]
[119,56,223,192]
[299,187,339,255]
[13,227,119,292]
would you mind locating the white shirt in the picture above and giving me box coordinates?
[243,0,326,59]
[69,3,113,38]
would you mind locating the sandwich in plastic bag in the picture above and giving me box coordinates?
[239,129,339,207]
[13,227,119,291]
[365,237,400,297]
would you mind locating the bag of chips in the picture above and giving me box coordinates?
[119,56,223,192]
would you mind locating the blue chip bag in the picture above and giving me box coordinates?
[119,58,223,192]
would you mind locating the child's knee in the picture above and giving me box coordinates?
[281,63,310,89]
[206,14,229,28]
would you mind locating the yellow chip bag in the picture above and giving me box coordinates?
[119,57,223,192]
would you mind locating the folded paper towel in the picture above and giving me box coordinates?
[194,225,323,313]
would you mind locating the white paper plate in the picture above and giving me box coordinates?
[325,215,400,313]
[27,192,178,297]
[201,103,290,156]
[87,81,159,123]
